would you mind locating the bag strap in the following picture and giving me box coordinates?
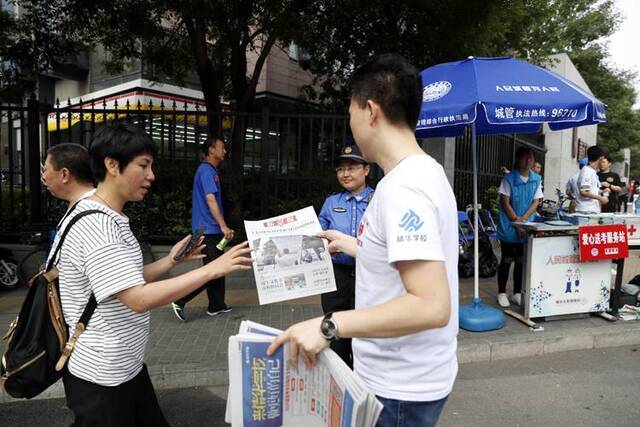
[46,209,106,271]
[51,209,108,372]
[55,198,82,232]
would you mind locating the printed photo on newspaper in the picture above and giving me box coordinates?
[244,207,337,305]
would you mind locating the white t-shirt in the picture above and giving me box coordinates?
[353,154,459,402]
[576,165,601,213]
[55,199,149,386]
[47,189,97,264]
[498,174,544,199]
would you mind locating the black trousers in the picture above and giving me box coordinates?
[62,364,169,427]
[177,233,226,311]
[497,241,525,294]
[321,263,355,369]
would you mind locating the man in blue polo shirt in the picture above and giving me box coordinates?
[172,137,234,321]
[318,143,373,368]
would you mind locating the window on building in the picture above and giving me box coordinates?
[288,42,311,63]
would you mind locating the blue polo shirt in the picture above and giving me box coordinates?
[318,187,374,266]
[192,162,223,234]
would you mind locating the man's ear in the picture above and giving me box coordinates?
[366,100,382,127]
[60,167,71,184]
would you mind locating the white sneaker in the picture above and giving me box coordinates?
[497,293,510,308]
[512,293,522,306]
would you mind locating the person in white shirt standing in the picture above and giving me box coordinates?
[575,145,609,213]
[268,54,458,427]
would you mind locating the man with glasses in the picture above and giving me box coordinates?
[317,143,373,368]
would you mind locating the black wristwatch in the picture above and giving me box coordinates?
[320,312,339,342]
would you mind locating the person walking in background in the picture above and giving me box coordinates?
[318,143,374,368]
[496,146,543,308]
[172,137,235,321]
[42,143,97,273]
[42,143,95,211]
[598,155,622,213]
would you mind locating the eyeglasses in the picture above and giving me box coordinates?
[335,165,364,175]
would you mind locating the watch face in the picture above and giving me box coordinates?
[321,318,337,340]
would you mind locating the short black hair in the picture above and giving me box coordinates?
[46,143,93,184]
[513,146,534,169]
[89,122,156,182]
[201,136,225,155]
[587,145,605,162]
[602,154,613,163]
[350,53,422,129]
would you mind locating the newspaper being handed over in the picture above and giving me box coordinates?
[226,320,383,427]
[244,206,336,305]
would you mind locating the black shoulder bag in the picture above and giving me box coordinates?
[1,209,104,399]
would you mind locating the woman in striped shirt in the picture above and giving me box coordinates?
[56,122,252,426]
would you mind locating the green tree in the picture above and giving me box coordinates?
[571,46,640,173]
[296,0,621,107]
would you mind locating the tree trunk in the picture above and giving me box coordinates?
[184,16,224,138]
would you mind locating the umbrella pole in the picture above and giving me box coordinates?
[458,121,505,332]
[472,123,480,300]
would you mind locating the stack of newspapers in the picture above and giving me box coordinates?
[226,321,383,427]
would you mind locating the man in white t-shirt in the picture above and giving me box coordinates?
[42,143,96,261]
[42,143,96,212]
[268,54,458,426]
[575,146,608,213]
[566,157,588,199]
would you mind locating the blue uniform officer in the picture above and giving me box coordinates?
[318,144,373,368]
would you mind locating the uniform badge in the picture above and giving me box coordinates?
[332,207,347,213]
[344,146,352,154]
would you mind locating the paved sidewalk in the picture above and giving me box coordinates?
[2,270,640,403]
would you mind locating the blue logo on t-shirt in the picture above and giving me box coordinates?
[399,210,424,232]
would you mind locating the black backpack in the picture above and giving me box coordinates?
[1,210,103,398]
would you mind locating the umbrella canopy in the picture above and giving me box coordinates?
[415,56,607,331]
[416,56,606,138]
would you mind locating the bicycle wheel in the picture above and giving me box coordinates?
[0,258,21,290]
[18,248,49,285]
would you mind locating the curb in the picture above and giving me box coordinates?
[457,324,640,364]
[3,323,640,404]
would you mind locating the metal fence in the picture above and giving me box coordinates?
[453,127,547,211]
[0,96,355,238]
[1,95,547,238]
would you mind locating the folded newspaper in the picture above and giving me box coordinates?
[226,321,382,427]
[244,207,337,305]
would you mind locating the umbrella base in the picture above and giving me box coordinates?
[459,298,506,332]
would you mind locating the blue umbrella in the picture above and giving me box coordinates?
[416,56,606,332]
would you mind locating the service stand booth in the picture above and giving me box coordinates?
[509,213,640,330]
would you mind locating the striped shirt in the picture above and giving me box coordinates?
[54,199,148,386]
[46,189,96,265]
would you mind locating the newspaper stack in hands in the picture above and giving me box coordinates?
[226,321,382,427]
